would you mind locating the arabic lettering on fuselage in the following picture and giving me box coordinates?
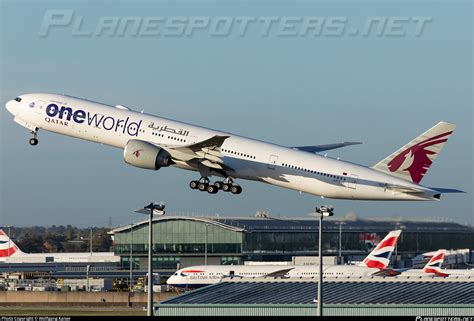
[148,122,190,136]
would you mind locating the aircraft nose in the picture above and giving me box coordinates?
[5,100,18,116]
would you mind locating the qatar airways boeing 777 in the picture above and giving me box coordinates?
[5,93,462,199]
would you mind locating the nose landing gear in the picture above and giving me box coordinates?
[29,129,39,146]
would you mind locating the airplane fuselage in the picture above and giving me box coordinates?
[166,264,382,288]
[5,93,442,200]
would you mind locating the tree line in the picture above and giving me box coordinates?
[1,226,113,253]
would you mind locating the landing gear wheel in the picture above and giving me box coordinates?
[29,138,38,146]
[207,185,218,194]
[214,181,224,190]
[222,183,232,192]
[198,183,209,192]
[231,185,242,194]
[189,181,199,189]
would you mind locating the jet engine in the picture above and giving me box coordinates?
[124,140,173,170]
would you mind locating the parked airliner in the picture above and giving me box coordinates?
[166,230,401,288]
[395,249,474,278]
[5,93,462,199]
[0,229,119,264]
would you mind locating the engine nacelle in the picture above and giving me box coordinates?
[124,140,173,170]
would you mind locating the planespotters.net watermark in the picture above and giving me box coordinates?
[38,10,433,38]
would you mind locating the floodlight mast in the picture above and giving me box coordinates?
[315,205,334,317]
[135,202,165,317]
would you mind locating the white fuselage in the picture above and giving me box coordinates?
[5,93,440,200]
[396,269,474,278]
[0,252,120,264]
[166,264,380,288]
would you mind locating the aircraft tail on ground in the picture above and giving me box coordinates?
[423,249,449,277]
[0,229,24,258]
[372,122,456,184]
[360,230,402,270]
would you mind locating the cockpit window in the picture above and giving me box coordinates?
[14,97,22,102]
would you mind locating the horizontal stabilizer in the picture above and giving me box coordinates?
[385,185,425,193]
[371,268,402,277]
[292,142,362,153]
[430,187,465,194]
[263,268,294,278]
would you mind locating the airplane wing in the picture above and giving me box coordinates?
[158,135,232,171]
[263,268,294,278]
[292,142,362,153]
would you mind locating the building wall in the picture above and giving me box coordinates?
[114,219,243,269]
[0,291,177,307]
[112,219,474,270]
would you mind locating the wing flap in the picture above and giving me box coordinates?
[157,135,232,171]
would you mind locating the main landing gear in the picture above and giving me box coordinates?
[29,129,39,146]
[189,177,242,195]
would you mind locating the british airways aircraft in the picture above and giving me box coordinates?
[167,230,401,288]
[393,250,474,278]
[5,93,462,199]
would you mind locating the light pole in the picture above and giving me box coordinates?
[338,221,346,264]
[135,202,165,317]
[130,222,134,292]
[313,205,334,317]
[89,227,93,256]
[205,223,209,265]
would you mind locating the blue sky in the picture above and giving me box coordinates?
[1,0,472,227]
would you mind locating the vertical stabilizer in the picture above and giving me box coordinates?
[0,229,24,258]
[372,122,456,183]
[422,249,448,277]
[360,230,402,270]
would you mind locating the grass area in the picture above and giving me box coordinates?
[0,307,147,316]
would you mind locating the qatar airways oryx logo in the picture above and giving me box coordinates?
[133,149,143,157]
[45,103,142,137]
[387,131,452,184]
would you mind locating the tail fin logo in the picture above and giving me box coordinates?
[0,230,19,258]
[361,230,401,270]
[423,249,448,277]
[388,131,452,184]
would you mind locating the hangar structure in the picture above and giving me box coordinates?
[109,216,474,274]
[154,279,474,316]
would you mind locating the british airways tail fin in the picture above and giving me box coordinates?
[423,249,449,277]
[372,122,456,184]
[359,230,402,270]
[0,229,24,258]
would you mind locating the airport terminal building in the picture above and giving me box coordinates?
[109,216,474,274]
